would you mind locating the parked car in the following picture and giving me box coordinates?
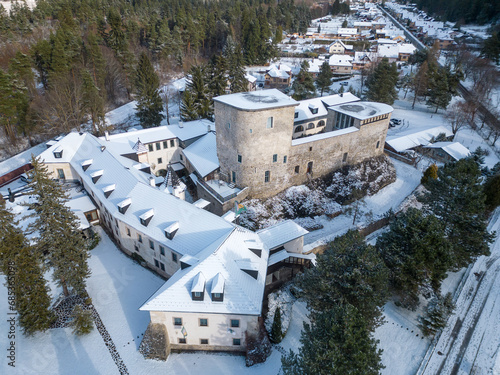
[340,82,348,86]
[391,118,402,125]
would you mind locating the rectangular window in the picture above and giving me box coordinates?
[178,338,186,344]
[343,152,348,162]
[227,122,231,129]
[138,234,143,243]
[160,262,165,271]
[159,246,165,256]
[170,140,175,147]
[126,227,131,236]
[172,252,177,263]
[148,144,154,152]
[237,155,242,163]
[149,240,154,250]
[232,171,236,183]
[283,156,287,164]
[174,317,182,326]
[200,339,209,345]
[157,157,162,164]
[156,142,161,151]
[57,169,65,179]
[264,171,270,183]
[154,259,159,268]
[272,154,277,163]
[294,112,298,118]
[230,319,240,328]
[163,141,168,149]
[266,117,273,128]
[233,338,241,346]
[180,154,183,161]
[376,141,380,149]
[199,318,208,327]
[294,166,300,174]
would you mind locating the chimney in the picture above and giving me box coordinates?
[149,176,156,187]
[104,131,109,141]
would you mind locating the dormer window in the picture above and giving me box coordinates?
[118,198,131,214]
[164,221,179,240]
[245,240,263,258]
[139,209,154,227]
[90,170,103,184]
[81,159,93,171]
[191,272,205,301]
[308,104,319,115]
[102,184,116,198]
[211,273,225,302]
[236,260,259,280]
[294,112,298,119]
[53,146,63,159]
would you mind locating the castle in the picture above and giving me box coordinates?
[36,89,392,358]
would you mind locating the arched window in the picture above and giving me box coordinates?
[317,120,325,127]
[294,125,304,133]
[307,123,315,129]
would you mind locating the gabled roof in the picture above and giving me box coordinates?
[257,220,308,250]
[182,132,219,178]
[329,54,353,67]
[424,141,470,160]
[140,227,269,315]
[385,126,453,152]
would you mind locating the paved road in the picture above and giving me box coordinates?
[418,208,500,375]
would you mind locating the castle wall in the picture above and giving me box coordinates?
[215,101,296,199]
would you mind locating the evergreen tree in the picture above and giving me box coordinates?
[26,156,91,297]
[426,65,452,113]
[418,158,495,269]
[316,61,333,96]
[292,61,316,100]
[421,164,438,184]
[0,197,54,335]
[81,69,105,135]
[180,90,199,122]
[484,173,500,209]
[135,52,164,128]
[0,69,28,144]
[297,230,389,324]
[270,306,283,343]
[366,58,399,105]
[282,305,384,375]
[71,305,94,335]
[481,32,500,64]
[419,293,455,337]
[376,208,452,305]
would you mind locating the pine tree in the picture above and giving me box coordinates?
[376,208,452,305]
[418,158,495,269]
[316,61,333,96]
[0,197,54,335]
[81,69,105,135]
[481,32,500,64]
[426,65,452,113]
[180,90,199,122]
[366,58,399,105]
[292,61,316,100]
[270,306,283,343]
[71,305,94,335]
[297,230,389,325]
[26,156,91,297]
[419,293,455,337]
[484,173,500,209]
[135,52,164,128]
[282,305,384,375]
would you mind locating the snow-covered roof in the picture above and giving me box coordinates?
[331,101,393,120]
[385,126,453,152]
[257,220,308,250]
[245,74,257,83]
[377,44,400,59]
[193,199,210,209]
[140,227,269,315]
[399,43,417,54]
[267,67,290,79]
[292,126,359,146]
[328,54,353,67]
[321,92,360,107]
[38,133,235,258]
[424,141,470,160]
[181,132,219,178]
[337,28,358,35]
[213,89,298,111]
[293,93,360,123]
[67,194,97,213]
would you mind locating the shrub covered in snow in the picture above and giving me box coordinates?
[239,155,395,230]
[265,285,295,340]
[325,155,396,204]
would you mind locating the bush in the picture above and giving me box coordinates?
[71,305,94,335]
[421,164,438,185]
[87,233,101,250]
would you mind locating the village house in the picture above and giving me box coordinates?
[329,54,353,74]
[328,40,353,54]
